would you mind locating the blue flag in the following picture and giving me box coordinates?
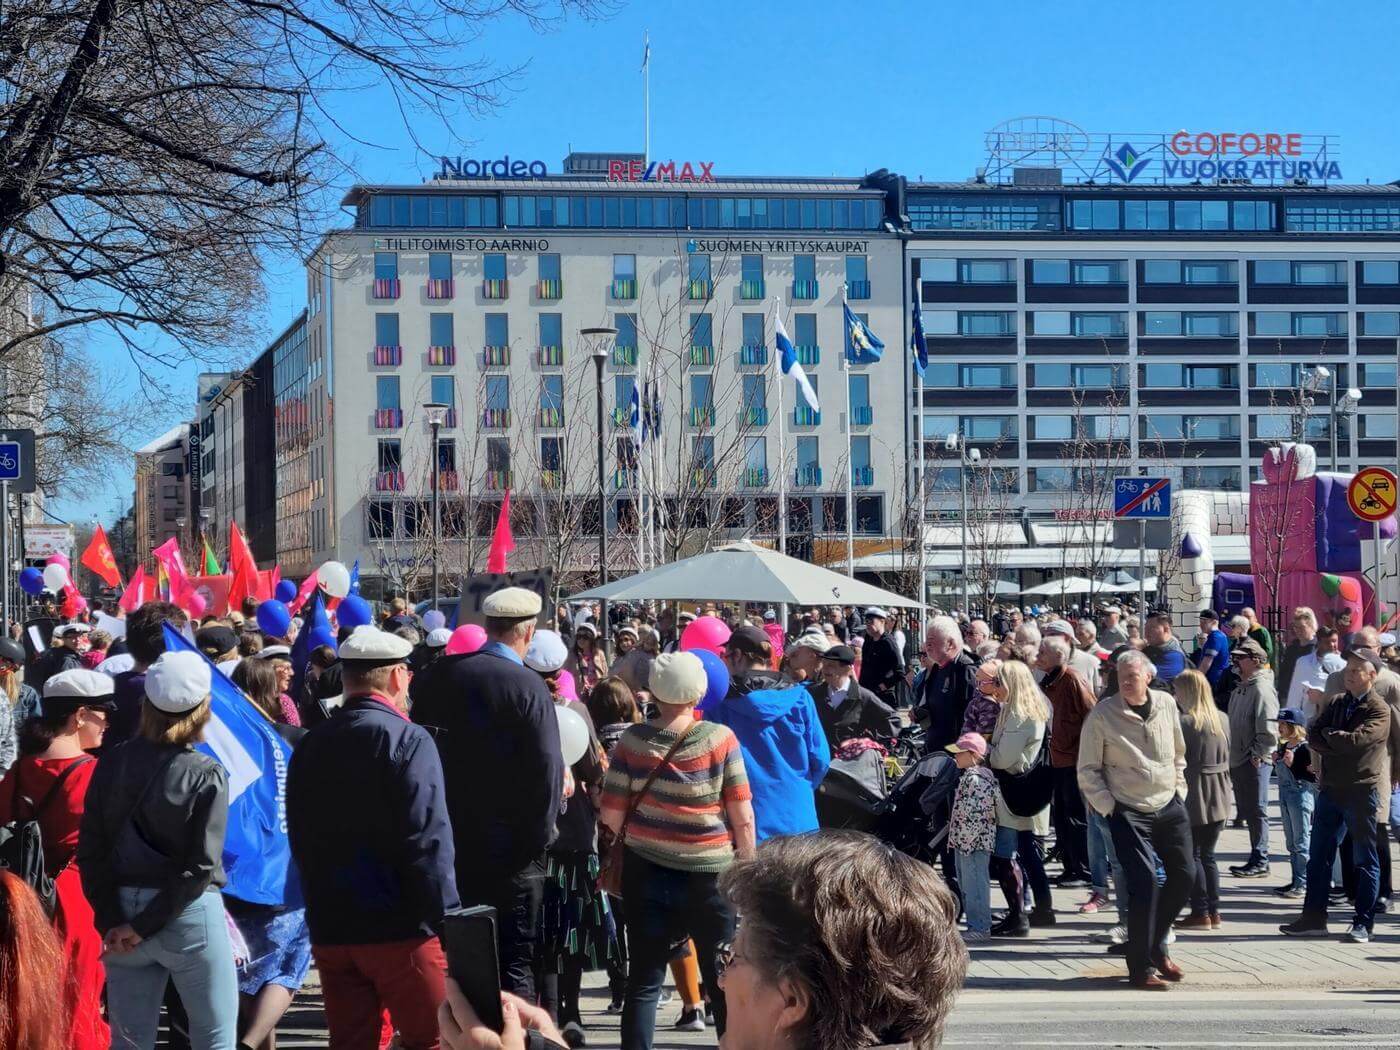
[843,303,884,364]
[774,307,819,411]
[349,559,360,595]
[162,624,300,907]
[910,277,928,380]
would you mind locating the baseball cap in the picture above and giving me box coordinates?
[945,732,988,759]
[1277,707,1308,727]
[727,624,770,656]
[822,644,856,666]
[1232,638,1268,663]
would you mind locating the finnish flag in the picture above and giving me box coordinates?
[629,380,643,445]
[774,307,819,412]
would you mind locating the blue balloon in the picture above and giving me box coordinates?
[256,599,292,639]
[19,567,44,596]
[694,649,730,714]
[275,579,297,604]
[337,594,373,629]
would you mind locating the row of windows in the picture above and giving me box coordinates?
[915,412,1397,444]
[924,257,1400,287]
[922,360,1398,391]
[918,309,1398,337]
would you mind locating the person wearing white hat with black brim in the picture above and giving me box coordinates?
[410,587,564,1001]
[29,620,89,698]
[78,649,239,1048]
[287,625,460,1048]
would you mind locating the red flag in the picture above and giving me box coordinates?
[119,566,151,612]
[228,522,270,604]
[81,524,122,588]
[152,537,193,608]
[288,570,319,615]
[487,489,515,573]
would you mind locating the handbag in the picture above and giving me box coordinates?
[0,756,94,916]
[598,723,696,898]
[993,728,1055,819]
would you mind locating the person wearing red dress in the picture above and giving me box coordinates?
[0,667,117,1050]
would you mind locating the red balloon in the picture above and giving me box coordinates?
[445,624,487,656]
[680,615,731,656]
[1337,577,1362,603]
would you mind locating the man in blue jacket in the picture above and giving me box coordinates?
[288,625,459,1050]
[706,624,829,840]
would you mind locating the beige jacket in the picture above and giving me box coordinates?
[1077,689,1186,816]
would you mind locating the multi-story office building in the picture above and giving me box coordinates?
[133,424,192,571]
[272,311,315,576]
[305,160,905,593]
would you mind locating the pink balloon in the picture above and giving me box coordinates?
[680,615,731,656]
[445,623,487,656]
[46,553,70,569]
[184,591,207,619]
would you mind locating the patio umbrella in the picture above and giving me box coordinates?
[1101,576,1158,594]
[567,541,919,608]
[1020,575,1095,596]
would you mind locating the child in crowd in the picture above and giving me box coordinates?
[78,630,111,670]
[947,731,998,942]
[1273,707,1317,898]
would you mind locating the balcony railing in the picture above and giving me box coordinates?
[852,405,874,426]
[482,278,509,299]
[852,465,874,486]
[794,466,822,487]
[375,470,405,491]
[792,279,819,300]
[483,345,511,367]
[538,345,564,367]
[373,345,403,366]
[373,277,400,299]
[846,280,871,300]
[689,345,715,367]
[611,406,631,427]
[538,406,564,428]
[741,406,769,427]
[611,278,637,300]
[374,408,403,429]
[443,408,458,428]
[426,278,454,300]
[536,278,562,300]
[613,468,638,489]
[688,278,713,300]
[612,345,638,367]
[689,466,717,489]
[794,405,821,426]
[690,406,716,428]
[740,279,766,300]
[540,469,563,489]
[434,470,461,492]
[743,467,769,487]
[795,344,820,366]
[484,469,512,491]
[427,345,456,367]
[739,345,768,367]
[482,408,511,429]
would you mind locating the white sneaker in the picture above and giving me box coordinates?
[962,930,991,943]
[1091,924,1128,945]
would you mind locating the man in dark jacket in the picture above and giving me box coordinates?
[1281,647,1392,944]
[809,644,900,752]
[99,601,187,755]
[288,625,459,1047]
[915,615,978,754]
[27,621,87,697]
[857,607,904,706]
[410,586,563,998]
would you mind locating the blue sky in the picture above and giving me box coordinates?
[60,0,1400,526]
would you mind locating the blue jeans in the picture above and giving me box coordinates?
[956,850,992,933]
[1230,760,1272,864]
[105,887,239,1050]
[1302,789,1380,930]
[1277,765,1318,886]
[994,826,1052,912]
[1088,808,1128,924]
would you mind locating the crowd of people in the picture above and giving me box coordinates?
[0,581,1395,1047]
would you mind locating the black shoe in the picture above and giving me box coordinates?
[1230,862,1270,879]
[562,1021,587,1048]
[990,914,1030,937]
[1279,918,1330,937]
[1329,887,1350,903]
[1106,940,1129,955]
[1230,818,1247,828]
[1273,881,1300,896]
[1029,907,1057,927]
[1377,898,1391,915]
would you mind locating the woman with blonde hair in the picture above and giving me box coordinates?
[986,659,1054,935]
[1175,669,1232,929]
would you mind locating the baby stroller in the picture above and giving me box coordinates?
[815,741,892,832]
[872,750,960,867]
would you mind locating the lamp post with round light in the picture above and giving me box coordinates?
[582,325,618,646]
[423,401,449,609]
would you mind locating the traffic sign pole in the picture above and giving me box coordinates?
[1139,519,1147,618]
[2,480,11,633]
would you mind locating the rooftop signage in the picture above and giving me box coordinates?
[983,117,1342,186]
[438,155,548,179]
[608,159,716,183]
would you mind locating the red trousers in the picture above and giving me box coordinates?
[313,937,447,1050]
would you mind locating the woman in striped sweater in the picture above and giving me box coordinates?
[600,651,755,1050]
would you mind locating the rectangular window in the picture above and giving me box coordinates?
[485,313,508,345]
[1201,201,1229,231]
[689,313,713,348]
[428,253,452,281]
[959,311,1015,336]
[909,194,1061,231]
[1123,199,1170,230]
[429,313,453,346]
[796,436,819,471]
[851,436,871,471]
[1253,260,1291,284]
[377,439,401,472]
[1031,259,1070,284]
[1032,415,1072,440]
[485,376,509,411]
[375,376,400,411]
[616,314,638,349]
[1074,260,1126,283]
[794,254,816,285]
[374,313,399,345]
[374,252,398,280]
[1252,414,1293,440]
[963,415,1017,441]
[613,254,636,281]
[539,313,562,347]
[486,438,510,473]
[1363,362,1398,387]
[1362,413,1398,439]
[1293,312,1346,337]
[1142,260,1181,284]
[741,374,767,413]
[1073,312,1127,337]
[1233,200,1273,230]
[1029,467,1074,492]
[540,437,562,472]
[849,374,870,413]
[741,254,763,283]
[614,375,636,411]
[794,314,817,346]
[689,254,711,283]
[693,437,715,469]
[1184,260,1236,284]
[690,374,713,410]
[742,313,764,347]
[961,258,1015,283]
[1362,260,1400,285]
[1362,312,1400,336]
[964,364,1014,388]
[1032,311,1070,336]
[919,259,956,283]
[1173,201,1203,231]
[540,374,563,412]
[538,253,561,283]
[430,375,454,406]
[483,253,506,281]
[924,310,957,336]
[368,500,393,539]
[1251,362,1299,388]
[1295,261,1345,285]
[1070,199,1121,230]
[437,439,457,473]
[1252,311,1291,336]
[845,255,868,285]
[744,437,767,472]
[1084,414,1130,440]
[1286,198,1400,233]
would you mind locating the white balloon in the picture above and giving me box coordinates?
[318,560,351,599]
[555,705,590,766]
[42,563,69,592]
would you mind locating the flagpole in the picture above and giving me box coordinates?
[842,285,855,578]
[773,303,788,559]
[642,31,650,164]
[916,369,927,623]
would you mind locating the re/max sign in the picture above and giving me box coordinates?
[608,159,716,183]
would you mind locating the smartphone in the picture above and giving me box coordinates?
[441,906,504,1033]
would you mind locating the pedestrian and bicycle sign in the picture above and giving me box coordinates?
[1114,476,1172,519]
[1348,466,1398,523]
[0,430,35,493]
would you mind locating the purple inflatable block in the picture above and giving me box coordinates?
[1314,473,1398,573]
[1213,573,1255,619]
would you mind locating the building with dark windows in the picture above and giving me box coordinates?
[271,310,314,577]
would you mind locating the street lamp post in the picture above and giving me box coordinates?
[947,433,981,618]
[423,401,449,609]
[583,326,618,646]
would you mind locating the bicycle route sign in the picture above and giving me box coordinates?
[0,429,36,493]
[1347,466,1398,523]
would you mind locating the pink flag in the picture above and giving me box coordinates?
[288,570,320,615]
[487,490,515,573]
[152,537,195,608]
[118,567,150,612]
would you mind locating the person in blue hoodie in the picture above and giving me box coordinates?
[704,624,830,840]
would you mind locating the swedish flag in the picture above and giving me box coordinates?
[843,303,884,364]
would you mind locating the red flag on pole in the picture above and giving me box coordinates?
[288,571,320,615]
[80,524,122,588]
[152,537,194,608]
[118,566,152,612]
[487,489,515,573]
[227,522,270,605]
